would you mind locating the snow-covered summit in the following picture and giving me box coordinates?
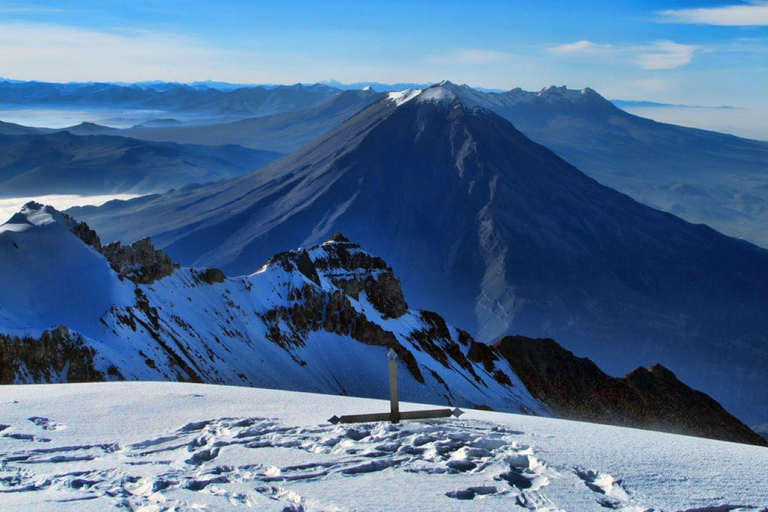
[384,81,608,114]
[416,84,459,106]
[1,202,72,234]
[501,84,610,107]
[0,203,133,337]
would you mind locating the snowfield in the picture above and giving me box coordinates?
[1,382,766,511]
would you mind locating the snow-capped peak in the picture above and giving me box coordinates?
[0,202,76,235]
[416,85,458,105]
[386,88,422,106]
[537,85,603,103]
[361,85,371,91]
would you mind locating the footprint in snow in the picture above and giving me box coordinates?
[0,415,559,510]
[574,468,631,509]
[27,417,65,431]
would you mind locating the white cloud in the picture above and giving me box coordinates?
[548,40,612,54]
[637,41,699,70]
[427,48,510,65]
[0,22,324,83]
[0,23,234,82]
[658,1,768,26]
[548,39,699,70]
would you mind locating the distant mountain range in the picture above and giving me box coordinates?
[0,131,281,195]
[0,80,340,117]
[38,80,768,247]
[69,83,768,426]
[1,202,763,447]
[65,88,385,153]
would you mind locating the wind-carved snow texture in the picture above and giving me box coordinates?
[0,415,647,511]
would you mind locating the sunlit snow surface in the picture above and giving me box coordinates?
[1,383,766,511]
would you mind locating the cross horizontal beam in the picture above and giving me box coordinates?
[329,407,463,425]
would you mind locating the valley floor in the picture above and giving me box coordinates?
[0,382,766,511]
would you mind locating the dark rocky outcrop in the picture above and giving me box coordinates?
[194,268,226,284]
[260,237,427,382]
[102,238,178,284]
[495,335,768,447]
[70,219,102,252]
[0,327,108,384]
[312,236,408,318]
[266,249,321,285]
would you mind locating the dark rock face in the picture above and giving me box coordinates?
[266,250,321,285]
[70,220,102,252]
[102,238,178,284]
[495,335,768,447]
[0,327,108,384]
[312,237,408,318]
[260,238,427,381]
[194,268,226,284]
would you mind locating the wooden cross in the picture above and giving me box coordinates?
[329,348,464,425]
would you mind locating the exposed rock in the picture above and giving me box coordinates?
[102,238,178,284]
[495,335,768,447]
[314,235,408,318]
[364,271,408,319]
[70,220,102,252]
[194,268,226,284]
[328,232,350,243]
[0,327,107,384]
[265,250,320,285]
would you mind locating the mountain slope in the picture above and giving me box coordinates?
[0,203,545,414]
[0,131,281,195]
[437,83,768,247]
[65,88,385,153]
[70,85,768,425]
[3,203,760,447]
[491,335,767,447]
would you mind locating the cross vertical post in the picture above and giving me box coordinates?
[387,349,400,424]
[328,348,465,425]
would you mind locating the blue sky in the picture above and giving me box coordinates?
[0,0,767,106]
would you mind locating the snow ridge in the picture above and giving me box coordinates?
[0,207,547,415]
